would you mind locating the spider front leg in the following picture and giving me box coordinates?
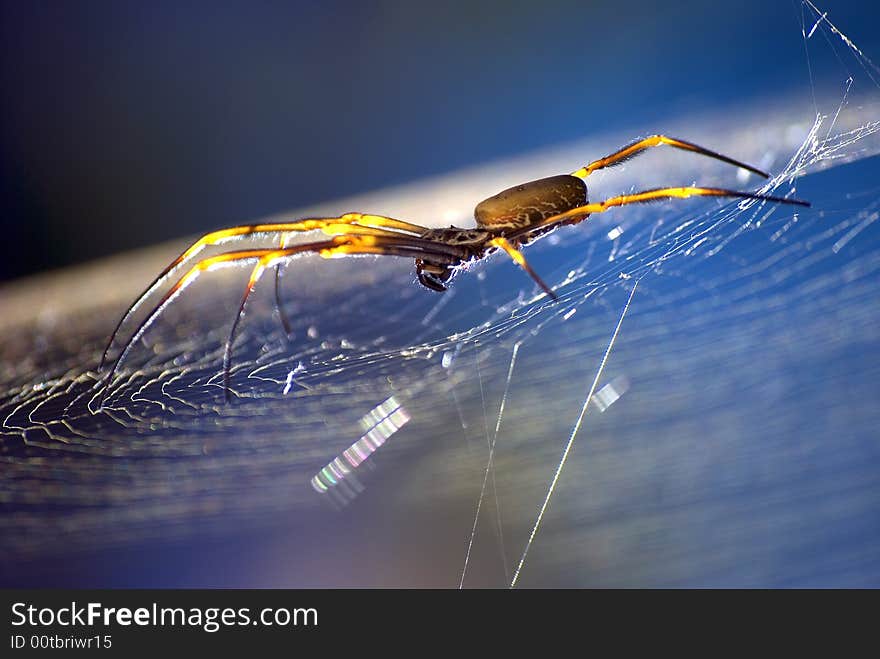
[226,237,462,401]
[99,235,462,406]
[98,213,432,372]
[274,233,295,336]
[98,244,335,408]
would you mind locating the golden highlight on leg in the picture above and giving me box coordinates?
[489,237,557,300]
[181,214,428,263]
[597,186,809,211]
[318,233,467,260]
[572,135,770,179]
[99,213,432,371]
[274,233,295,336]
[100,235,465,405]
[508,186,809,240]
[224,258,272,401]
[99,245,332,407]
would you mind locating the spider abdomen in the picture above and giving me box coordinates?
[474,174,587,230]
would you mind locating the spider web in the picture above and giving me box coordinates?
[1,0,880,587]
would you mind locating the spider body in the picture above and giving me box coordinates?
[413,228,484,292]
[474,174,589,232]
[98,134,809,404]
[415,175,589,292]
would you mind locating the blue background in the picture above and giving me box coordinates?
[2,0,879,280]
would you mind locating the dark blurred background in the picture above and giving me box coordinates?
[1,0,879,282]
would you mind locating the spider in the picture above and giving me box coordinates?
[98,134,808,405]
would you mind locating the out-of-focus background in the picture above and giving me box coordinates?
[1,1,879,588]
[2,0,878,281]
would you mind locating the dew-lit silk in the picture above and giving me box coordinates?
[474,175,588,230]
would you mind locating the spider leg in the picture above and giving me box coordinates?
[100,236,462,406]
[316,234,466,260]
[99,213,432,371]
[273,223,450,336]
[226,258,271,402]
[223,237,463,401]
[274,260,293,335]
[98,246,328,408]
[572,135,769,180]
[507,186,810,241]
[488,237,558,301]
[274,233,294,336]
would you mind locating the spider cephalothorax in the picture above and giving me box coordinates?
[415,228,489,291]
[99,134,808,403]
